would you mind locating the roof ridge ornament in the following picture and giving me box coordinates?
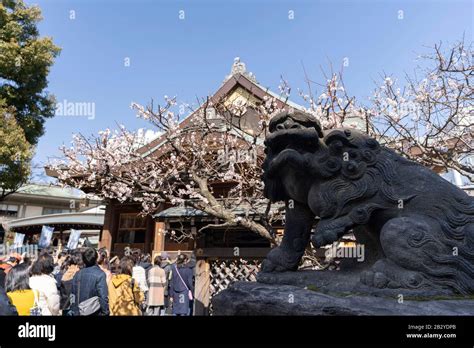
[224,57,257,83]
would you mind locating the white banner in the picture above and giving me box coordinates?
[13,233,25,249]
[67,229,82,250]
[38,225,54,249]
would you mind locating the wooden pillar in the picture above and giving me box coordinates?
[153,222,165,254]
[144,217,153,254]
[194,259,211,316]
[99,203,114,251]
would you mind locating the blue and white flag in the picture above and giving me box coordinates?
[38,225,54,249]
[67,229,82,250]
[13,233,25,249]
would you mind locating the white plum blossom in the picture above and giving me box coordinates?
[53,89,280,242]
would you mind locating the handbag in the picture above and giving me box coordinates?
[78,296,101,316]
[30,290,42,316]
[77,272,101,316]
[174,265,193,301]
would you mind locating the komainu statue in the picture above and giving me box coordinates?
[261,110,474,295]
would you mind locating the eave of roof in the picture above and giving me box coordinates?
[7,210,105,231]
[10,184,84,200]
[154,201,284,219]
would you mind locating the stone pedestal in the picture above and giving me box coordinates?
[211,271,474,315]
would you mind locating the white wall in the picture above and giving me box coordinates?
[24,205,43,218]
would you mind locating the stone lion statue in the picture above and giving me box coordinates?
[261,110,474,295]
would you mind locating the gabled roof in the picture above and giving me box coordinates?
[136,72,305,158]
[11,184,84,200]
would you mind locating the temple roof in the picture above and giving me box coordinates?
[136,59,305,158]
[7,205,105,234]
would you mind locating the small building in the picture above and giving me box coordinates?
[6,205,105,248]
[1,183,102,247]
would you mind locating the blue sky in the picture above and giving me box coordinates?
[26,0,473,181]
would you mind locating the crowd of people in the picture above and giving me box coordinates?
[0,247,195,316]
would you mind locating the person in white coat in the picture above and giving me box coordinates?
[29,253,61,315]
[131,249,149,294]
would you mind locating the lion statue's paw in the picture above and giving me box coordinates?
[261,247,300,273]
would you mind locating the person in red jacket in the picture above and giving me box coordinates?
[0,253,21,275]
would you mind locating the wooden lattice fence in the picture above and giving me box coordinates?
[209,259,261,305]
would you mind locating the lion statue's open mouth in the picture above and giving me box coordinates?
[264,110,323,155]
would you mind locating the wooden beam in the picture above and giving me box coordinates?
[153,222,165,253]
[195,247,271,259]
[193,259,210,316]
[145,216,153,254]
[99,203,113,250]
[194,247,327,259]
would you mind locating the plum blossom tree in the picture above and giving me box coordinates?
[297,39,473,183]
[51,92,288,243]
[367,40,473,182]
